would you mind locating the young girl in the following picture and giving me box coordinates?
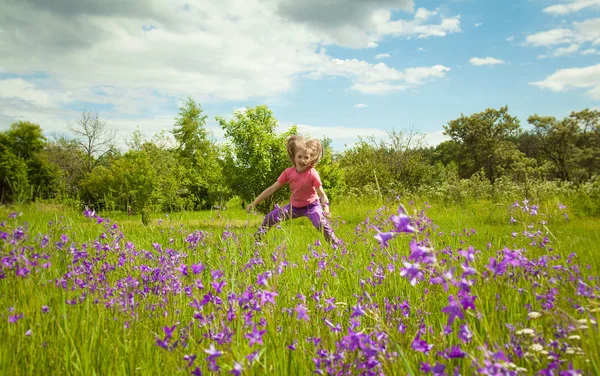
[246,135,340,245]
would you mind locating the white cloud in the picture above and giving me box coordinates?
[469,57,506,66]
[581,48,600,55]
[543,0,600,15]
[375,53,391,59]
[308,58,450,94]
[354,103,368,108]
[506,35,515,42]
[0,79,56,107]
[553,43,580,56]
[526,18,600,47]
[278,123,388,141]
[474,22,482,27]
[418,47,426,51]
[530,63,600,99]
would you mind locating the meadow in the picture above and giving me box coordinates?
[1,196,599,375]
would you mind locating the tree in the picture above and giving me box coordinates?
[444,106,522,183]
[0,121,60,202]
[172,97,227,209]
[570,109,600,180]
[217,105,295,212]
[527,114,580,182]
[68,111,116,173]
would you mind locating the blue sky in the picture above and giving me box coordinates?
[1,0,599,151]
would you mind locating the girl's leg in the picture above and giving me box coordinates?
[305,202,340,244]
[255,204,292,240]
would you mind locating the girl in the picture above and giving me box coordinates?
[246,135,340,245]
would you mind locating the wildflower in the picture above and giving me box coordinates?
[204,343,223,361]
[25,329,32,336]
[230,361,244,376]
[529,344,543,352]
[458,324,472,343]
[568,335,580,340]
[41,306,49,314]
[373,229,397,248]
[244,325,266,347]
[163,325,177,340]
[516,328,535,336]
[184,354,197,368]
[447,345,466,359]
[294,304,309,321]
[399,262,423,286]
[441,295,464,326]
[8,313,23,323]
[390,206,415,233]
[411,336,433,354]
[528,311,541,319]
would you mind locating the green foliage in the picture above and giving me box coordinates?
[314,137,345,201]
[444,106,524,183]
[217,105,295,212]
[173,97,228,209]
[338,130,440,198]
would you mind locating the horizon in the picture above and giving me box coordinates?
[1,0,599,151]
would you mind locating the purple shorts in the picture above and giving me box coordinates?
[257,201,339,244]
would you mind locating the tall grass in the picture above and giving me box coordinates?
[1,195,599,375]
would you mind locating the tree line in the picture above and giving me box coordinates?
[1,99,598,216]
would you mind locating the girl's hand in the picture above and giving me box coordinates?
[246,204,254,213]
[323,207,331,218]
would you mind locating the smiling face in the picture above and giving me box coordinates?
[294,149,311,172]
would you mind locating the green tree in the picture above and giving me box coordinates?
[444,106,522,183]
[217,105,295,212]
[172,97,227,209]
[570,109,600,180]
[527,114,580,182]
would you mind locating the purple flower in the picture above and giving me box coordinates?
[294,304,309,321]
[191,263,205,274]
[230,361,244,376]
[184,354,197,368]
[400,262,423,286]
[374,228,397,248]
[163,324,177,339]
[178,264,189,276]
[432,363,446,376]
[458,324,472,343]
[441,295,464,326]
[408,240,435,264]
[25,329,32,336]
[191,367,203,376]
[156,337,169,349]
[244,325,266,347]
[287,340,297,350]
[411,336,433,354]
[204,343,223,361]
[390,206,415,233]
[458,292,476,311]
[350,303,366,318]
[8,313,23,323]
[446,345,465,359]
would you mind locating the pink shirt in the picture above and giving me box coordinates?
[277,167,322,208]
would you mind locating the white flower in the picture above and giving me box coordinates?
[529,344,544,352]
[516,328,535,336]
[568,335,581,340]
[578,325,588,330]
[566,348,575,355]
[516,367,528,372]
[528,312,541,319]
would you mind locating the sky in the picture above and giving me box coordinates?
[1,0,600,151]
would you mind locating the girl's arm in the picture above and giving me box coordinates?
[246,181,283,212]
[316,186,331,217]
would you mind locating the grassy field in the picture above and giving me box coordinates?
[1,196,599,375]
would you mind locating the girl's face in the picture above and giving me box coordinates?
[294,149,311,172]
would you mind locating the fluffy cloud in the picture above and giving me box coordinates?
[530,63,600,99]
[0,0,458,111]
[543,0,600,15]
[469,57,505,66]
[375,53,392,59]
[354,103,368,108]
[525,18,600,58]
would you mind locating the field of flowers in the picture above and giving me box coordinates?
[1,197,599,375]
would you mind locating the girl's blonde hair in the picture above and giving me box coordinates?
[286,135,323,167]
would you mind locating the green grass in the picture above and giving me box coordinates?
[1,197,599,375]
